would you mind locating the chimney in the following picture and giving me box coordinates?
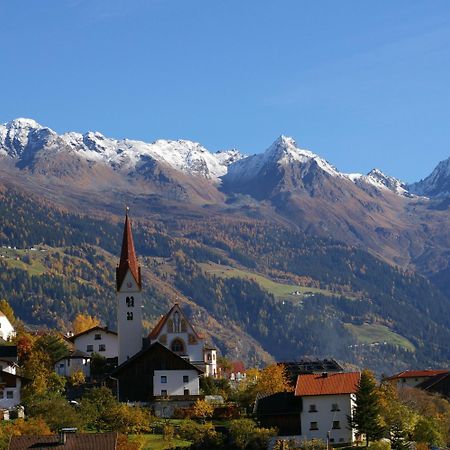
[59,428,77,445]
[322,372,328,378]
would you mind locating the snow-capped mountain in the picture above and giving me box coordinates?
[409,157,450,197]
[347,169,413,198]
[225,135,340,184]
[0,118,244,181]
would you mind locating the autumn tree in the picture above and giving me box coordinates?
[72,313,100,334]
[192,399,214,423]
[349,370,384,447]
[0,299,16,325]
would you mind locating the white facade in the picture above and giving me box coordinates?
[55,356,90,378]
[394,376,432,388]
[150,304,217,376]
[117,270,143,365]
[300,394,356,444]
[153,369,200,396]
[203,348,217,377]
[0,314,15,342]
[71,328,118,359]
[0,374,21,410]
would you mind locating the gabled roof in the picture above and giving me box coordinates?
[116,212,141,291]
[386,369,449,381]
[416,372,450,390]
[67,326,117,342]
[148,303,201,340]
[112,341,204,375]
[9,432,118,450]
[295,372,360,396]
[54,349,91,363]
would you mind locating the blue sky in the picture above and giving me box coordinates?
[2,1,450,181]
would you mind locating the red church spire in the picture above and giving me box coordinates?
[116,208,141,290]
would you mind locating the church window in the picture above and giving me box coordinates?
[94,334,101,340]
[173,311,181,332]
[99,344,106,352]
[127,312,133,320]
[183,375,189,383]
[161,376,167,384]
[126,296,134,307]
[171,338,185,354]
[87,345,93,352]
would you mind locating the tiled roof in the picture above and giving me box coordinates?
[116,212,141,290]
[295,372,360,396]
[112,341,204,375]
[9,432,118,450]
[386,370,449,380]
[67,326,117,342]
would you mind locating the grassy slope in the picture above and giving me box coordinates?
[345,323,415,352]
[199,261,333,300]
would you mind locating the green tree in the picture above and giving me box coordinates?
[349,370,384,447]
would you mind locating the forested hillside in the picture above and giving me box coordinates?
[1,186,449,374]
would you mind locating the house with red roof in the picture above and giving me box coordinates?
[294,372,361,444]
[385,369,449,389]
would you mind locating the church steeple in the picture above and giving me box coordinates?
[116,209,141,291]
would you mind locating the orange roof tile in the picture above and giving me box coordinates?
[295,372,360,396]
[386,369,449,380]
[116,212,141,290]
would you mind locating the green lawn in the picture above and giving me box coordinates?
[129,434,191,450]
[345,323,415,352]
[1,248,48,275]
[199,262,332,301]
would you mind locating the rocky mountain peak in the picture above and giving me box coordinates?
[410,157,450,197]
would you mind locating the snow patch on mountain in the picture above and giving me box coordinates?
[348,169,414,197]
[0,119,245,181]
[225,135,340,183]
[409,158,450,197]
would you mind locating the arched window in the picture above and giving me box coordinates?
[127,312,133,321]
[126,296,134,307]
[171,338,185,354]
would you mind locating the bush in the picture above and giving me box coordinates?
[368,440,391,450]
[229,418,277,450]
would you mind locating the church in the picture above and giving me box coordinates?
[112,210,217,404]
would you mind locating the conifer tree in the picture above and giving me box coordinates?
[349,370,384,447]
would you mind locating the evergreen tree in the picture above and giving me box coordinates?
[349,370,384,446]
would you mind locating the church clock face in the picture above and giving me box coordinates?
[127,282,132,288]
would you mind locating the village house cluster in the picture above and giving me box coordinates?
[1,212,449,446]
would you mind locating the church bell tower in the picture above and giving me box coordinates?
[117,209,143,365]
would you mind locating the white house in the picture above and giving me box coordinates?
[153,369,200,397]
[54,350,91,378]
[0,312,15,342]
[68,326,118,360]
[295,372,361,445]
[148,303,217,377]
[0,371,23,412]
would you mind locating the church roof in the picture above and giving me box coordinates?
[148,303,202,340]
[116,212,141,291]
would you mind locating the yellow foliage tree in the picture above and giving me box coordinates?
[192,399,214,423]
[72,314,100,335]
[70,369,86,386]
[255,364,292,394]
